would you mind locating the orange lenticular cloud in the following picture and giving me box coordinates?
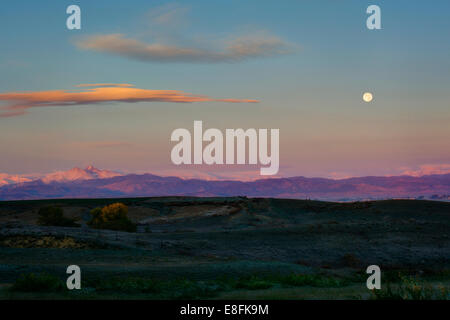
[0,84,259,118]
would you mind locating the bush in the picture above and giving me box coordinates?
[169,279,222,299]
[94,277,160,294]
[234,276,274,290]
[342,253,361,268]
[372,276,449,300]
[37,206,78,227]
[279,273,346,287]
[91,277,221,299]
[88,203,136,232]
[10,273,63,292]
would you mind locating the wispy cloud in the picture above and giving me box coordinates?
[70,140,134,149]
[74,3,293,63]
[73,2,292,63]
[76,33,292,63]
[0,84,259,118]
[75,83,134,88]
[147,3,190,28]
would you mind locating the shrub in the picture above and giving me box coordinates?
[10,273,63,292]
[170,279,222,299]
[342,253,361,268]
[91,277,221,299]
[234,276,274,290]
[94,277,160,294]
[279,273,346,287]
[88,203,136,232]
[37,206,78,227]
[372,276,449,300]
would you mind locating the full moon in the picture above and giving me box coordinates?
[363,92,373,102]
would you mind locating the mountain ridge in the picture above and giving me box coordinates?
[0,167,449,201]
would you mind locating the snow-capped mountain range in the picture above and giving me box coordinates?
[0,166,449,201]
[0,166,122,187]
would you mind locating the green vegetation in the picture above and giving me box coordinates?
[6,271,449,300]
[94,277,160,294]
[76,273,351,299]
[8,272,349,299]
[278,273,348,287]
[87,277,223,299]
[233,276,274,290]
[37,206,78,227]
[10,273,63,293]
[88,203,136,232]
[372,276,449,300]
[1,197,449,300]
[226,273,348,290]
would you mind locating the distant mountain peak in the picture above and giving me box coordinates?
[85,165,96,171]
[40,166,122,184]
[0,173,34,187]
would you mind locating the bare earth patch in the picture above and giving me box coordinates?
[0,235,102,249]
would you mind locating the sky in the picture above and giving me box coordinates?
[0,0,449,179]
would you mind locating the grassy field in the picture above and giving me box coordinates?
[0,197,449,300]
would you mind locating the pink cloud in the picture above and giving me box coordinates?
[0,84,259,117]
[76,33,292,63]
[70,140,134,149]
